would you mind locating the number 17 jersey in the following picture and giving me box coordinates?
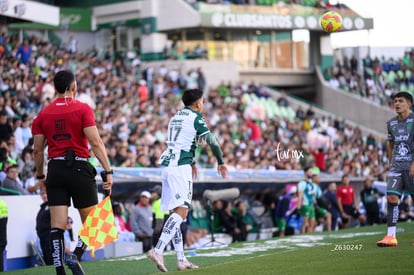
[159,107,210,167]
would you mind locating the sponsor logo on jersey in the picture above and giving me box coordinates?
[52,134,71,141]
[394,134,409,141]
[397,143,409,156]
[395,143,411,162]
[178,110,190,116]
[388,172,402,177]
[171,119,184,124]
[198,119,207,125]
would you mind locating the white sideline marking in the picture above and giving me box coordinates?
[106,231,384,261]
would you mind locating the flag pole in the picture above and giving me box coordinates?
[78,171,118,257]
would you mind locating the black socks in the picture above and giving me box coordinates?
[50,228,66,275]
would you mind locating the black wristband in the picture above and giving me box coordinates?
[102,169,113,175]
[36,174,45,180]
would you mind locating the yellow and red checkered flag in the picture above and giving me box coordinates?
[79,196,118,257]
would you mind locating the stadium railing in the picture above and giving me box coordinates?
[0,187,22,196]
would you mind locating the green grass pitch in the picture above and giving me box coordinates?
[8,222,414,274]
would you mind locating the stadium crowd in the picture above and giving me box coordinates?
[0,34,391,191]
[324,49,414,109]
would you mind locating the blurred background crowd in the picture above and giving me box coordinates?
[0,34,390,190]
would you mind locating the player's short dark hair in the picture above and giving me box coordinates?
[6,165,18,172]
[303,166,312,173]
[53,70,75,94]
[393,91,413,104]
[182,89,203,107]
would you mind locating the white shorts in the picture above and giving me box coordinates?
[160,165,193,212]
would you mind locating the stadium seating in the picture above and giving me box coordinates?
[0,187,21,196]
[326,49,414,110]
[242,93,296,122]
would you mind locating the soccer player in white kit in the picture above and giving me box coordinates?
[147,88,228,272]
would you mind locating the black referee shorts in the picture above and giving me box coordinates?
[343,204,361,219]
[46,160,98,209]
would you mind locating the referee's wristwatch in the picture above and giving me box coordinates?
[102,169,114,176]
[36,174,46,180]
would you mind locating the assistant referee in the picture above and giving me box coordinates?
[32,70,113,275]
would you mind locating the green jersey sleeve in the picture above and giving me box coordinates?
[194,113,210,137]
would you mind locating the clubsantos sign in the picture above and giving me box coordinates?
[0,0,59,26]
[202,12,372,31]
